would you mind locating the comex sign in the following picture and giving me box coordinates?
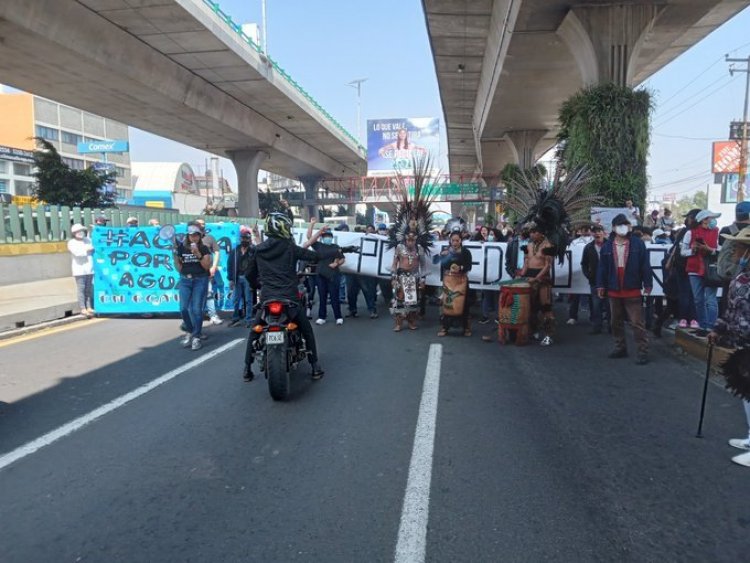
[77,140,129,154]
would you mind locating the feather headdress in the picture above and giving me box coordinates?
[387,153,438,254]
[504,167,601,263]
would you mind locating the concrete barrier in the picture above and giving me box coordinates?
[0,252,71,286]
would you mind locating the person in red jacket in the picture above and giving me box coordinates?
[680,209,721,331]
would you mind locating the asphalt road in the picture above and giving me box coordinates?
[1,301,749,562]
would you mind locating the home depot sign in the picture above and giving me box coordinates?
[712,141,742,173]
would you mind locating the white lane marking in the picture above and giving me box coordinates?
[395,343,443,563]
[0,338,244,472]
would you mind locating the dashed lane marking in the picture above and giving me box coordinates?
[395,343,443,563]
[0,338,244,471]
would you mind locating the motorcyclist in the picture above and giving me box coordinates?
[243,212,324,382]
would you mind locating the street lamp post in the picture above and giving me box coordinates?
[727,54,750,202]
[348,78,367,144]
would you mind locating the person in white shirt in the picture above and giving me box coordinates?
[624,199,641,225]
[67,223,95,318]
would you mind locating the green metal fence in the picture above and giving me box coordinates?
[0,204,261,244]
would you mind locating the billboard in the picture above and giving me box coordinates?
[721,174,750,204]
[77,139,129,154]
[367,117,439,176]
[712,141,742,173]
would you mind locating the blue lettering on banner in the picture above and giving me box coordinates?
[92,223,239,314]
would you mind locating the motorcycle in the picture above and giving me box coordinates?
[251,288,309,401]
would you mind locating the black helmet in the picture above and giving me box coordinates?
[265,212,293,239]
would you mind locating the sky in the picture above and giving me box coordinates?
[127,1,750,201]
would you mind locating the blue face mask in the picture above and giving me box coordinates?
[321,237,333,245]
[708,219,718,229]
[487,234,495,242]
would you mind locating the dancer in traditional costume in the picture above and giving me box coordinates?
[435,229,473,337]
[386,154,436,332]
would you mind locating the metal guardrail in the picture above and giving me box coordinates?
[0,204,261,244]
[202,0,366,156]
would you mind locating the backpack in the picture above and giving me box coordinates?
[717,224,740,282]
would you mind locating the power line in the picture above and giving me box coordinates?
[649,171,712,190]
[654,75,737,128]
[655,74,732,123]
[653,133,719,141]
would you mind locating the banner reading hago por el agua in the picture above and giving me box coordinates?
[366,117,440,176]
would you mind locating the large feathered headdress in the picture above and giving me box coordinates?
[387,154,437,254]
[721,347,750,401]
[504,167,601,263]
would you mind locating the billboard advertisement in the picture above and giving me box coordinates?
[367,117,439,176]
[721,174,750,204]
[712,141,742,173]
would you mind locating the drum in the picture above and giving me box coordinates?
[441,272,468,317]
[497,281,531,345]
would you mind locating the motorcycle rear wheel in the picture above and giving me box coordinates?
[266,343,291,401]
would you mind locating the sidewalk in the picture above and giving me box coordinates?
[0,277,80,334]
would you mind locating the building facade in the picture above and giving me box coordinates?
[0,91,132,202]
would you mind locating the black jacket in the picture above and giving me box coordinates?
[227,244,254,284]
[581,240,603,284]
[246,237,318,302]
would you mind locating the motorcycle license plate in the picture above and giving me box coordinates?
[266,332,285,345]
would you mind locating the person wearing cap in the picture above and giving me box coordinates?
[174,225,212,350]
[94,215,108,227]
[126,216,138,227]
[304,224,346,326]
[719,201,750,245]
[227,228,256,327]
[707,226,750,466]
[67,223,95,318]
[680,209,721,331]
[596,213,653,364]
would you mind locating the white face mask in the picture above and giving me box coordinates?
[614,225,629,236]
[74,231,85,239]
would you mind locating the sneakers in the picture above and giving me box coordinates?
[532,332,541,341]
[540,336,553,346]
[690,320,700,329]
[478,317,490,325]
[608,349,628,359]
[370,311,378,319]
[191,338,202,351]
[731,451,750,467]
[336,318,344,326]
[180,334,193,348]
[229,319,243,327]
[210,315,223,326]
[566,319,577,325]
[315,318,326,325]
[311,362,325,380]
[306,307,313,319]
[729,438,750,450]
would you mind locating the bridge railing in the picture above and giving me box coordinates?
[0,204,262,244]
[202,0,365,156]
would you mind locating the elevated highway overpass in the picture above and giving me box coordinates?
[0,0,366,217]
[423,0,750,177]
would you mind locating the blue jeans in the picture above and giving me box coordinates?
[347,275,377,314]
[676,271,696,322]
[179,275,209,338]
[689,275,718,330]
[481,290,497,320]
[231,277,254,323]
[317,273,342,320]
[74,274,93,310]
[589,286,608,330]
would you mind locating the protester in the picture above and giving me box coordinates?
[126,216,138,227]
[596,213,653,364]
[660,208,675,234]
[194,218,223,326]
[567,226,594,325]
[435,231,473,337]
[624,199,641,225]
[681,209,721,332]
[346,273,378,319]
[707,227,750,466]
[94,215,108,227]
[581,224,608,334]
[390,231,427,331]
[718,202,750,316]
[644,209,660,229]
[174,225,212,350]
[520,224,556,345]
[148,218,160,227]
[227,228,256,327]
[304,225,345,325]
[67,223,95,318]
[667,209,700,328]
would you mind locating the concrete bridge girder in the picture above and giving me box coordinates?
[230,150,268,219]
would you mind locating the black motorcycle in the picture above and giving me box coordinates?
[251,290,309,401]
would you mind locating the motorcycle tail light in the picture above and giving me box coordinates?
[252,324,264,333]
[287,322,298,331]
[268,326,282,332]
[267,301,283,315]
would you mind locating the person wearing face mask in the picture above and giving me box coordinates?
[680,209,721,332]
[707,227,750,466]
[67,223,95,318]
[434,230,474,337]
[227,228,256,328]
[303,224,346,326]
[596,214,653,364]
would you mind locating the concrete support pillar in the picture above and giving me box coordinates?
[299,175,321,222]
[505,130,547,169]
[229,150,268,219]
[557,4,662,87]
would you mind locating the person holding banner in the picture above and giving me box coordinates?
[67,223,95,318]
[596,214,653,365]
[435,232,473,337]
[174,225,212,351]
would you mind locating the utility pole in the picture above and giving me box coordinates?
[261,0,268,53]
[727,55,750,202]
[348,78,367,145]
